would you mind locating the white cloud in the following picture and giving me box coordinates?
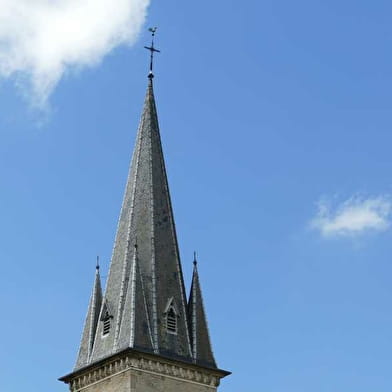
[311,196,392,237]
[0,0,150,107]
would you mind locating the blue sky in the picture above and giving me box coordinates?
[1,1,392,391]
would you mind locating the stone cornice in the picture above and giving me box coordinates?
[59,349,230,391]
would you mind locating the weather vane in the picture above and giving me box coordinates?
[144,27,160,79]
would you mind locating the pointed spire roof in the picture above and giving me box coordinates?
[73,78,192,369]
[117,244,154,352]
[74,262,102,369]
[187,255,217,368]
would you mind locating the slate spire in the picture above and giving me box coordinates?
[73,76,193,370]
[187,255,217,368]
[74,261,102,369]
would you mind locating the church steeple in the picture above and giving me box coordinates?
[78,67,192,367]
[60,31,230,391]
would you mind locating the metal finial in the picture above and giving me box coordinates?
[96,256,100,270]
[193,251,197,266]
[144,27,160,79]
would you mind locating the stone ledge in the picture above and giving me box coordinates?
[60,350,229,391]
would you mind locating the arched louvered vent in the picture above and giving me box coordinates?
[100,302,112,337]
[166,306,177,334]
[103,315,111,336]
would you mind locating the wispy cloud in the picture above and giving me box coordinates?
[0,0,150,108]
[311,196,392,237]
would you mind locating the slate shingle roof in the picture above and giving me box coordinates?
[74,78,219,371]
[188,259,217,368]
[75,265,102,369]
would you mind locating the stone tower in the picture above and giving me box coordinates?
[59,40,230,392]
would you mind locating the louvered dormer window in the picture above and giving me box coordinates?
[166,306,177,334]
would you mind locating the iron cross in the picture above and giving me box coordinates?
[144,27,160,78]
